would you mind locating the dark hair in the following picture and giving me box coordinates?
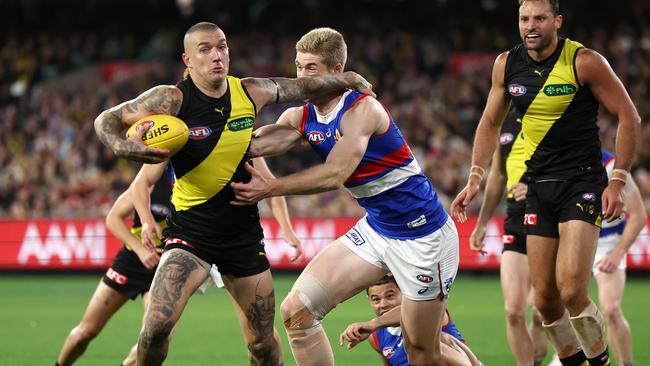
[518,0,560,16]
[366,275,398,295]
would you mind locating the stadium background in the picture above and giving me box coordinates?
[0,0,649,364]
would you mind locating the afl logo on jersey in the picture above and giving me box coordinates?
[189,127,211,140]
[382,347,395,359]
[416,274,434,283]
[508,84,527,96]
[500,133,514,145]
[307,131,326,145]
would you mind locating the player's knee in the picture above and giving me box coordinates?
[534,293,559,316]
[558,287,588,314]
[247,334,277,362]
[600,302,622,324]
[407,347,443,366]
[504,302,526,326]
[74,322,102,341]
[281,275,334,330]
[139,318,174,348]
[281,291,317,330]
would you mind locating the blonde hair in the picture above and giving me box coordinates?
[296,28,347,69]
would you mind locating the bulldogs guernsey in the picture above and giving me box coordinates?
[371,314,464,366]
[300,90,447,239]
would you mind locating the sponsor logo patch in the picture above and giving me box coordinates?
[508,84,527,96]
[582,192,596,202]
[345,228,365,246]
[407,215,427,229]
[418,287,429,295]
[500,133,514,145]
[189,127,211,139]
[307,131,326,144]
[227,117,254,131]
[502,235,515,244]
[416,274,434,283]
[150,203,170,216]
[543,84,577,96]
[106,268,128,285]
[524,213,538,226]
[443,277,454,294]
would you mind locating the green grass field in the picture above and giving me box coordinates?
[0,274,648,365]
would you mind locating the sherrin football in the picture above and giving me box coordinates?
[126,114,189,156]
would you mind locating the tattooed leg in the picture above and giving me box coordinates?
[138,249,209,366]
[225,270,280,366]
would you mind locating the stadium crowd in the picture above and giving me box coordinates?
[0,1,649,219]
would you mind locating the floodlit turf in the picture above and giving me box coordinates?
[0,274,648,365]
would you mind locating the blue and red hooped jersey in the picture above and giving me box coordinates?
[300,90,447,239]
[370,312,464,366]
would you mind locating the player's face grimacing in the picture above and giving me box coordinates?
[184,29,230,86]
[518,0,562,53]
[295,52,341,78]
[367,283,402,317]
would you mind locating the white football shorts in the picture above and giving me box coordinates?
[340,216,459,301]
[593,233,627,276]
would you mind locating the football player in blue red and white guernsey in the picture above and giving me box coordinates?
[339,275,481,366]
[592,149,645,366]
[232,28,464,365]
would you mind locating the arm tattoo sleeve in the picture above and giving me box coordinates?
[273,74,351,103]
[94,85,182,151]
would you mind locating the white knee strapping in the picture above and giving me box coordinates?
[569,302,607,358]
[543,310,583,358]
[292,273,335,320]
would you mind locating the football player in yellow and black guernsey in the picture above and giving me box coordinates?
[56,164,171,366]
[94,22,374,366]
[451,1,641,366]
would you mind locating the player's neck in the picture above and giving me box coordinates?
[527,36,559,62]
[312,91,344,116]
[192,75,228,99]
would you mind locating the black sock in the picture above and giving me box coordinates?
[560,350,588,366]
[587,348,610,366]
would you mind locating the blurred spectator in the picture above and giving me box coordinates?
[0,0,648,218]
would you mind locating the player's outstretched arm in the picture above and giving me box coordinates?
[339,306,401,350]
[451,52,510,223]
[241,71,374,111]
[253,157,303,261]
[598,175,646,273]
[470,148,507,253]
[130,162,168,250]
[94,85,183,163]
[250,107,304,158]
[231,97,382,204]
[576,49,642,221]
[106,189,160,270]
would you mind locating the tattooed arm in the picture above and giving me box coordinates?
[94,85,183,163]
[241,72,374,112]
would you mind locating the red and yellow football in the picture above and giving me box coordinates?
[126,114,189,156]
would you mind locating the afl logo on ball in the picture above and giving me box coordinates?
[189,127,211,140]
[307,131,326,145]
[500,133,514,145]
[508,84,527,96]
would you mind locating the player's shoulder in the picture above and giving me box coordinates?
[346,93,385,116]
[277,105,305,127]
